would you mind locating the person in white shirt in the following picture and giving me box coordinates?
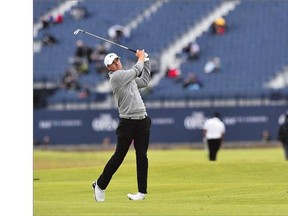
[203,112,225,161]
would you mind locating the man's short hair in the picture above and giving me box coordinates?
[213,112,221,118]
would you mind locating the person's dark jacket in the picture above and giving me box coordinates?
[278,118,288,143]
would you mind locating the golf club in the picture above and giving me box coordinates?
[73,28,137,53]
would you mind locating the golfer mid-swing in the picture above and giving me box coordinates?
[92,49,151,201]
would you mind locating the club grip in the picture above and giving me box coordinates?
[128,48,137,53]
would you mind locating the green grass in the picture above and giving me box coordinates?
[34,147,288,216]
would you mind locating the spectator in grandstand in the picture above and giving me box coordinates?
[91,44,108,61]
[210,17,227,35]
[61,68,80,90]
[203,112,226,161]
[78,85,91,99]
[40,15,53,29]
[108,25,130,43]
[40,14,63,29]
[278,111,288,160]
[203,57,221,74]
[74,57,89,75]
[74,40,93,63]
[182,41,200,60]
[90,44,109,74]
[182,72,203,90]
[41,33,58,46]
[70,6,88,20]
[166,65,182,83]
[53,13,63,24]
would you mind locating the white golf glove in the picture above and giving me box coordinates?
[144,52,149,62]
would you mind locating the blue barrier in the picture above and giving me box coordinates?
[33,105,287,145]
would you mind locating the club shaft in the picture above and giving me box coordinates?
[82,30,136,53]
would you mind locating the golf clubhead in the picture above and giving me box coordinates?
[73,29,84,35]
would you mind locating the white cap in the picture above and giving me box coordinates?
[104,53,119,67]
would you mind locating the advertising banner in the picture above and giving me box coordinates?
[33,106,287,145]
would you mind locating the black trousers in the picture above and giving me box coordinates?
[282,142,288,160]
[207,138,222,161]
[97,116,151,194]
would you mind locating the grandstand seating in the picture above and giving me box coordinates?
[33,0,61,22]
[33,0,153,80]
[33,0,155,104]
[33,0,288,106]
[120,0,220,55]
[150,0,288,100]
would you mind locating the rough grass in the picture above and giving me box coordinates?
[34,147,288,216]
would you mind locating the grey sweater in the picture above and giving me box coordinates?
[108,60,151,118]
